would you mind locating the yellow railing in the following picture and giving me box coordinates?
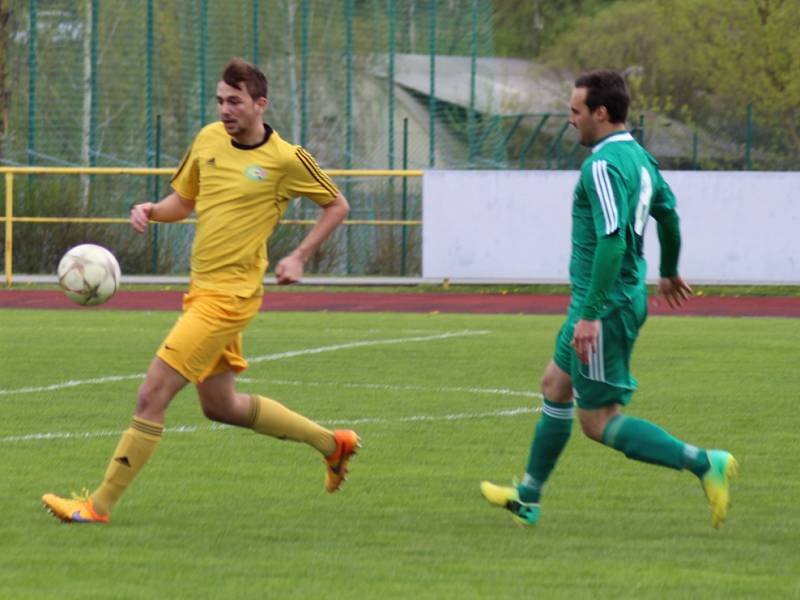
[0,166,423,286]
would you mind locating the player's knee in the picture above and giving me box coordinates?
[198,391,237,424]
[540,374,572,403]
[577,405,618,442]
[200,399,225,423]
[135,380,171,416]
[578,415,604,441]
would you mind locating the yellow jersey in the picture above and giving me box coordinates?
[170,122,339,297]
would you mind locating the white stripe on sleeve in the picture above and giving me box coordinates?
[592,160,618,234]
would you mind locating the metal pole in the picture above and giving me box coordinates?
[300,0,309,147]
[4,173,12,286]
[151,115,161,273]
[468,0,477,165]
[638,114,645,148]
[518,114,550,167]
[146,0,156,272]
[401,117,408,275]
[199,0,208,127]
[252,0,259,65]
[745,102,753,170]
[146,0,154,165]
[692,131,698,170]
[27,0,37,166]
[428,0,436,167]
[89,0,98,169]
[388,0,395,170]
[387,0,396,264]
[345,0,353,274]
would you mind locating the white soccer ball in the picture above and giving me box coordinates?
[57,243,121,306]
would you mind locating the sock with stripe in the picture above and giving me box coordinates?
[90,416,163,516]
[601,414,710,476]
[518,399,575,503]
[248,395,336,456]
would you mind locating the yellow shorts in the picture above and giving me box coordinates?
[156,288,262,384]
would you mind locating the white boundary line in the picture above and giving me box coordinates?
[243,378,540,399]
[0,330,491,397]
[0,405,541,444]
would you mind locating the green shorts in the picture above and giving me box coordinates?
[553,293,648,409]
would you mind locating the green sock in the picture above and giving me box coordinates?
[602,414,709,476]
[518,399,574,503]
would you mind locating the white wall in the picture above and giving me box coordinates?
[422,170,800,284]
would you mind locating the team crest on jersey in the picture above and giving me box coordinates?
[244,165,267,181]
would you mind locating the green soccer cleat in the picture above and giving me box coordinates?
[701,450,738,529]
[480,481,540,526]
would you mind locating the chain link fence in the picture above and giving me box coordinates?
[0,0,788,278]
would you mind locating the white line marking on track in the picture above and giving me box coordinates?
[0,405,541,444]
[0,330,491,397]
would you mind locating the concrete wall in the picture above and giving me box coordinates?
[422,171,800,284]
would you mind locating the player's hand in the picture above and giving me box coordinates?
[130,202,154,234]
[275,254,304,285]
[657,276,693,309]
[571,319,600,365]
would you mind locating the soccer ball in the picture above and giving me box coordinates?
[57,243,121,306]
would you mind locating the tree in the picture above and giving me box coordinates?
[543,0,800,159]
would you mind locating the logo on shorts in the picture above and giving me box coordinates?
[244,165,267,181]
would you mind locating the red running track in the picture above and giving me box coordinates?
[2,289,800,317]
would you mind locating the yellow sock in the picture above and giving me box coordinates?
[248,395,336,456]
[90,416,163,516]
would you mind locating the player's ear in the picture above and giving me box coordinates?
[256,97,268,114]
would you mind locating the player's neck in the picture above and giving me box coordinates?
[232,122,267,146]
[591,123,627,145]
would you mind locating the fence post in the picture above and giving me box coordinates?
[345,0,353,274]
[198,0,208,127]
[146,0,154,165]
[300,0,309,147]
[89,0,97,170]
[252,0,259,65]
[27,0,36,168]
[151,115,161,273]
[468,0,477,165]
[387,0,396,265]
[4,173,13,286]
[388,0,395,170]
[401,117,408,275]
[745,102,753,170]
[428,0,436,167]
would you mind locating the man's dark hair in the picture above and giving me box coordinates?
[221,58,268,100]
[574,70,629,123]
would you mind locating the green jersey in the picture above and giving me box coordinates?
[569,131,680,318]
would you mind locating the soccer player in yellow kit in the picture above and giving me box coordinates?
[42,58,360,523]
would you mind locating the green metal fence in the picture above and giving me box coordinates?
[0,0,788,278]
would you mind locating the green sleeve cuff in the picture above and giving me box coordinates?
[581,234,626,320]
[656,210,681,278]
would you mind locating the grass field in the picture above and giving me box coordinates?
[1,308,799,598]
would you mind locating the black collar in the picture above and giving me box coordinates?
[231,123,273,150]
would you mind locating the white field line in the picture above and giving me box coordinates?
[246,330,491,364]
[0,405,541,444]
[0,330,490,397]
[243,378,541,400]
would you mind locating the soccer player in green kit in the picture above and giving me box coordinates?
[481,70,737,528]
